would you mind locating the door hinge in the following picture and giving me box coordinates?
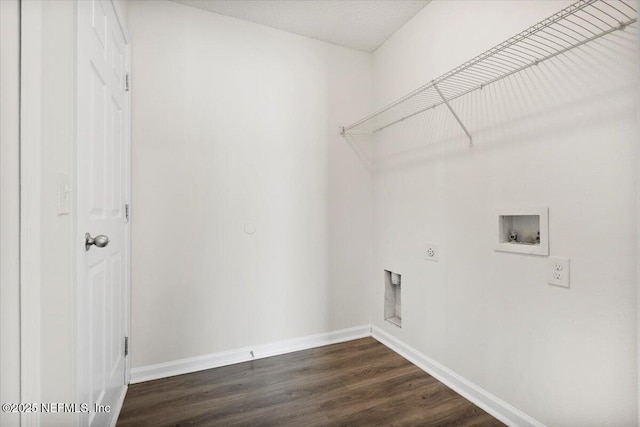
[125,73,130,92]
[124,204,130,223]
[124,336,129,357]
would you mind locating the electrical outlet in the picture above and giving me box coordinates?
[548,256,570,288]
[424,243,439,262]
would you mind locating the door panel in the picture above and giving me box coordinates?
[78,1,130,426]
[92,0,107,50]
[90,64,106,216]
[110,98,123,216]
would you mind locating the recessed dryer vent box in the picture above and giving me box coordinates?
[495,207,549,256]
[384,270,401,327]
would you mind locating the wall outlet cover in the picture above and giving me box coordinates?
[548,256,570,288]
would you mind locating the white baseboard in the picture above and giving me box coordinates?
[108,385,128,427]
[130,325,371,384]
[371,325,544,427]
[130,323,542,427]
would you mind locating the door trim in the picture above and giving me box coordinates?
[110,0,132,387]
[20,1,43,425]
[1,1,22,426]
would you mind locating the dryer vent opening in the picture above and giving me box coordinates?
[384,270,401,327]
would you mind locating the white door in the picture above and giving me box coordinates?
[77,1,131,426]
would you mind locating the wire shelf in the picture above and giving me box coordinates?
[341,0,637,141]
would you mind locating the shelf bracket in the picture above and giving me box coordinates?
[433,83,473,145]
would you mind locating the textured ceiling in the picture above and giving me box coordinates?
[170,0,430,52]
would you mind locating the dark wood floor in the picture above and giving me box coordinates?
[117,337,504,426]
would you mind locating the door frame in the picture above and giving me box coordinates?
[20,2,43,426]
[0,1,22,426]
[116,0,132,388]
[18,1,131,426]
[74,1,132,424]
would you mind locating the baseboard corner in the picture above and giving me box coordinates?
[370,325,544,427]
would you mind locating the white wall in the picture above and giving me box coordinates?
[371,1,638,426]
[22,1,638,425]
[128,0,373,368]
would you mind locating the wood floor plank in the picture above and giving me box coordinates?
[117,338,505,427]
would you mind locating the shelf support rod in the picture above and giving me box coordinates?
[433,82,473,145]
